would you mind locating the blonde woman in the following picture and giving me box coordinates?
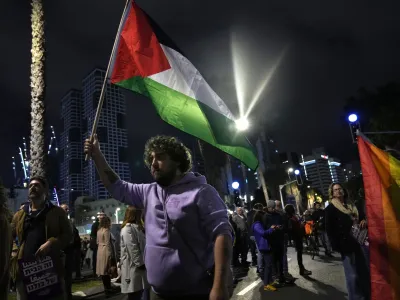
[96,216,116,296]
[325,183,370,300]
[120,206,149,300]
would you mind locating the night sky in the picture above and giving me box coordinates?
[1,0,400,186]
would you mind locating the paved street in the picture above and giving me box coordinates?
[231,247,348,300]
[85,247,348,300]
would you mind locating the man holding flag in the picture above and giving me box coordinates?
[83,0,263,298]
[85,135,233,299]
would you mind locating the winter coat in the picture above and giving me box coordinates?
[252,221,274,252]
[311,209,326,231]
[325,202,358,254]
[246,210,256,236]
[287,215,304,241]
[262,212,284,250]
[10,202,72,281]
[120,223,149,293]
[96,227,115,276]
[232,214,248,236]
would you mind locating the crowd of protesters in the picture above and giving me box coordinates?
[0,135,371,300]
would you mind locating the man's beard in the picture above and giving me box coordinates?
[152,168,176,187]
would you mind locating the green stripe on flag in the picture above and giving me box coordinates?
[115,76,259,169]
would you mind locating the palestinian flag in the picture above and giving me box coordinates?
[358,135,400,300]
[110,1,258,169]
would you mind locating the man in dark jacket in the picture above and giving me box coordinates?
[11,176,72,300]
[232,207,249,265]
[275,200,295,281]
[311,202,333,257]
[263,200,285,285]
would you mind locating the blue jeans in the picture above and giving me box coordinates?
[260,251,273,286]
[342,246,370,300]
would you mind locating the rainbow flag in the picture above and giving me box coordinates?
[358,135,400,300]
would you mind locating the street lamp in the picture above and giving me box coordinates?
[287,168,294,180]
[235,118,249,131]
[348,114,358,123]
[232,181,240,190]
[294,169,300,175]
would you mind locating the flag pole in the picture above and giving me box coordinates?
[85,0,130,161]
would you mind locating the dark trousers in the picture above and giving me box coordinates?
[74,248,81,277]
[233,234,249,264]
[65,250,74,300]
[249,236,258,264]
[92,248,97,276]
[294,239,305,270]
[260,251,273,285]
[128,291,144,300]
[150,289,208,300]
[101,275,111,290]
[271,247,284,281]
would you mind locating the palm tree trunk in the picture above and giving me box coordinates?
[30,0,46,178]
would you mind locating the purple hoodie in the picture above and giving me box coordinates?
[109,172,231,295]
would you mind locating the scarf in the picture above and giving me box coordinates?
[331,198,359,219]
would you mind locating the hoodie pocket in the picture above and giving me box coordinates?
[145,245,195,291]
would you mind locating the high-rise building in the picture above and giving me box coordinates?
[59,68,131,211]
[300,148,344,196]
[59,89,84,206]
[344,161,362,182]
[82,68,130,200]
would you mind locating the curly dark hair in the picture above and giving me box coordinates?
[144,136,192,173]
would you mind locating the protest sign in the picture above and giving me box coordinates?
[18,256,62,299]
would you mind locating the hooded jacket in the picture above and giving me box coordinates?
[109,172,232,296]
[252,221,274,251]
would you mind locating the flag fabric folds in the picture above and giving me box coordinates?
[109,0,258,169]
[358,135,400,300]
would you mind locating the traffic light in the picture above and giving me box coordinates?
[348,114,360,143]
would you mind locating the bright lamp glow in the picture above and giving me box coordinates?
[232,181,240,190]
[235,118,249,131]
[288,168,294,173]
[294,169,300,175]
[348,114,358,123]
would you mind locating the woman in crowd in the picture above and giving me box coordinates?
[252,209,278,291]
[120,206,149,300]
[284,204,312,276]
[325,183,370,300]
[96,216,117,296]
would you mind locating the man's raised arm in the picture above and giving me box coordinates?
[84,134,144,207]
